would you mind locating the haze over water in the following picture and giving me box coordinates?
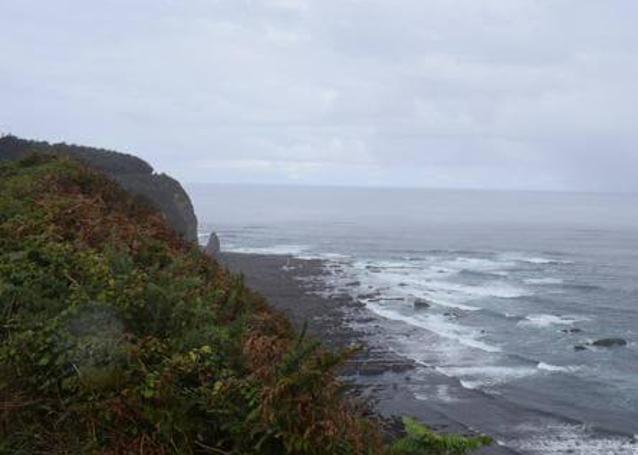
[190,183,638,452]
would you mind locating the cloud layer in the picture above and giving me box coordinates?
[1,0,637,191]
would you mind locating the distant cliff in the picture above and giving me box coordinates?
[0,135,198,242]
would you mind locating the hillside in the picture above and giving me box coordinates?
[0,136,198,242]
[0,155,491,454]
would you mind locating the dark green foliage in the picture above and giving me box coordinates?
[391,418,492,455]
[0,156,383,453]
[0,156,490,454]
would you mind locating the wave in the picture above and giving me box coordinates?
[427,280,530,299]
[437,365,538,390]
[537,362,579,373]
[364,303,502,353]
[518,314,587,328]
[500,253,573,265]
[223,244,310,256]
[441,256,515,273]
[523,277,564,285]
[457,269,510,279]
[510,423,638,455]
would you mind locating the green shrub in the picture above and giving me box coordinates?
[0,156,383,454]
[391,418,492,455]
[0,156,492,454]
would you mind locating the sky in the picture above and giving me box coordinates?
[1,0,637,192]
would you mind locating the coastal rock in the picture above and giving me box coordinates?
[591,338,627,348]
[413,298,431,310]
[204,232,221,258]
[574,345,588,352]
[357,291,382,301]
[444,310,464,319]
[0,135,198,242]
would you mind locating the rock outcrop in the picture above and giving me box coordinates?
[204,232,221,258]
[591,338,627,348]
[0,135,198,242]
[413,298,431,310]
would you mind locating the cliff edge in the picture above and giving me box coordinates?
[0,135,198,242]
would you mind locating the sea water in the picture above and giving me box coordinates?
[188,183,638,454]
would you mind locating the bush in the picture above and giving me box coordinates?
[391,418,492,455]
[0,156,491,454]
[0,157,382,454]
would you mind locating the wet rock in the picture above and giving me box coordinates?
[413,298,431,310]
[444,310,464,319]
[358,291,381,300]
[561,328,583,334]
[591,338,627,348]
[574,345,588,352]
[330,294,352,303]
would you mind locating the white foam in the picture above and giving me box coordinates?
[524,277,564,285]
[441,256,516,272]
[351,259,529,305]
[438,365,538,390]
[537,362,578,373]
[459,379,483,390]
[223,244,310,256]
[365,304,502,353]
[518,314,586,328]
[509,423,637,455]
[423,298,481,312]
[500,253,573,265]
[431,280,530,299]
[298,252,350,260]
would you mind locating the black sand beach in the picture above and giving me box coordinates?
[223,252,521,454]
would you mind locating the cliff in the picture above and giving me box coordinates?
[0,135,198,243]
[0,155,385,453]
[0,148,491,454]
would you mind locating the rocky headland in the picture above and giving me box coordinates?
[0,135,198,242]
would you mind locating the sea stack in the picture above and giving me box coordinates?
[205,232,222,258]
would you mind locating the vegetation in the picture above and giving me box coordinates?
[0,155,491,454]
[391,419,492,455]
[0,135,198,242]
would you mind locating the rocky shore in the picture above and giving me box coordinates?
[222,252,519,455]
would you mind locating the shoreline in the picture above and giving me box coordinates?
[222,252,519,454]
[222,251,638,455]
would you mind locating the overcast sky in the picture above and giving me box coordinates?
[1,1,637,191]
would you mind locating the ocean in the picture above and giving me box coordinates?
[187,183,638,454]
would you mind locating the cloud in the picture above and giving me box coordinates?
[1,0,637,191]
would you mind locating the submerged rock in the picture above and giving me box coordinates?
[561,328,583,334]
[591,338,627,348]
[574,345,588,352]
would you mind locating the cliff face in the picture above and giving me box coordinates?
[0,135,198,242]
